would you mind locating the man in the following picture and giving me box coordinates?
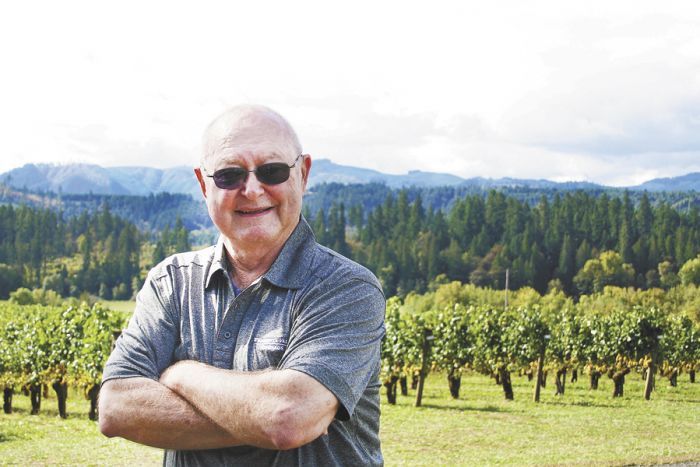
[99,105,386,466]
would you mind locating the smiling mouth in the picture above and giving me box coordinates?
[236,207,274,216]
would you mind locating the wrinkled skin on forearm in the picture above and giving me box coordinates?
[99,377,237,450]
[159,360,338,450]
[99,361,338,451]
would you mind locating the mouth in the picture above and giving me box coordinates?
[235,206,274,217]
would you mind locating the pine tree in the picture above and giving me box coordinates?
[557,234,576,293]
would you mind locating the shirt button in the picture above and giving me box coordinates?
[224,332,232,339]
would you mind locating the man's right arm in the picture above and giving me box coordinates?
[100,264,238,450]
[99,377,238,450]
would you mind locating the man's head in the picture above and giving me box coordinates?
[195,105,311,255]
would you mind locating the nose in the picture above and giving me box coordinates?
[240,172,265,199]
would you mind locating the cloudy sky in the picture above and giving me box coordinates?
[2,1,700,186]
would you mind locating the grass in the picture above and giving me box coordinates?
[100,300,136,314]
[0,299,136,314]
[1,372,699,465]
[0,388,161,465]
[381,371,700,465]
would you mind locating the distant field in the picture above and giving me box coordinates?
[1,372,699,465]
[0,299,135,313]
[100,300,136,314]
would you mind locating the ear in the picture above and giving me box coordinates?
[300,154,312,192]
[194,168,208,199]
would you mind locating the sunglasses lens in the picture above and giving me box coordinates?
[213,168,247,189]
[256,163,291,185]
[209,159,297,189]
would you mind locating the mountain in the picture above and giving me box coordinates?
[631,172,700,192]
[0,160,468,196]
[453,176,603,191]
[309,161,604,190]
[2,174,697,237]
[0,163,201,198]
[310,159,465,187]
[1,161,698,197]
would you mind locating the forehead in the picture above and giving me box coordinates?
[211,148,290,167]
[205,112,297,166]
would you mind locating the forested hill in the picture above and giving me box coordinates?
[2,182,699,235]
[303,183,700,219]
[0,203,191,299]
[1,183,699,301]
[0,186,211,232]
[310,189,700,297]
[3,162,700,196]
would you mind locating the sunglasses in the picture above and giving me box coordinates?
[202,154,304,190]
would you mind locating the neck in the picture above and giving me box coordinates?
[223,239,285,290]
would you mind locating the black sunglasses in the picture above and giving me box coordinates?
[202,154,304,190]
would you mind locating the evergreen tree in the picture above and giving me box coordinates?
[557,234,576,293]
[618,220,633,264]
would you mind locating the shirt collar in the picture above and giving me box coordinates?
[262,216,316,289]
[204,216,316,291]
[204,237,230,290]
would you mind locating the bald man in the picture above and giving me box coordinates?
[99,105,385,466]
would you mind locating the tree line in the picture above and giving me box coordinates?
[308,190,700,297]
[2,187,699,302]
[303,182,698,218]
[0,185,212,232]
[4,179,697,243]
[0,204,189,300]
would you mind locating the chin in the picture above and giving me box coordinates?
[234,227,281,246]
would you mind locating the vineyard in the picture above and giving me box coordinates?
[1,284,699,423]
[382,283,700,405]
[0,303,125,420]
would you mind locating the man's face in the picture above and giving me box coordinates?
[195,124,311,255]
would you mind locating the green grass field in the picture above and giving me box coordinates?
[1,371,699,465]
[101,300,136,314]
[0,299,136,314]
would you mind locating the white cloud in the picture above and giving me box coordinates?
[1,0,700,187]
[499,12,700,155]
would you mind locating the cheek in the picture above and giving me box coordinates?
[281,192,302,214]
[206,194,232,220]
[282,180,305,206]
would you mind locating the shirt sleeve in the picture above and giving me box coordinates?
[102,269,179,383]
[278,277,386,420]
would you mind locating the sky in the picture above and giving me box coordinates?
[1,1,700,187]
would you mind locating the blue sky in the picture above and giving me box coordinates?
[1,1,700,186]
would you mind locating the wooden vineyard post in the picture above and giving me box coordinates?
[88,384,100,421]
[3,387,13,414]
[533,351,545,402]
[644,333,662,401]
[399,376,408,396]
[52,379,68,419]
[644,358,655,401]
[29,384,41,415]
[533,334,549,403]
[415,328,434,407]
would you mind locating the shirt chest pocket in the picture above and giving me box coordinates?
[251,337,288,370]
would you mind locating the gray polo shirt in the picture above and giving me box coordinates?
[102,218,385,466]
